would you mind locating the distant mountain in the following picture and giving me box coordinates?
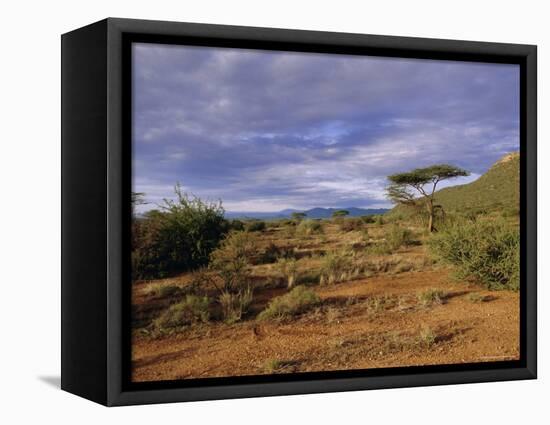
[225,207,389,220]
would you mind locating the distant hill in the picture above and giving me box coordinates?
[225,207,389,220]
[434,152,519,213]
[390,152,519,216]
[302,207,388,219]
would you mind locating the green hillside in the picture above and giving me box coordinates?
[389,152,519,217]
[434,152,519,214]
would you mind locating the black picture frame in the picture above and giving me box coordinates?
[61,17,537,406]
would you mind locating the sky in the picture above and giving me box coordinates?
[132,43,519,213]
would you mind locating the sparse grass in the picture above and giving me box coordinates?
[297,219,323,236]
[276,257,299,288]
[339,217,363,232]
[319,249,358,284]
[417,288,448,307]
[298,270,322,286]
[385,224,414,251]
[218,288,253,324]
[364,256,401,274]
[366,294,398,313]
[264,359,284,373]
[467,292,489,303]
[246,220,266,232]
[417,325,437,348]
[325,306,342,324]
[153,295,210,330]
[145,282,181,298]
[393,261,414,274]
[257,286,320,321]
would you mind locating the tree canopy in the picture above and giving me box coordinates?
[332,209,350,218]
[386,164,469,231]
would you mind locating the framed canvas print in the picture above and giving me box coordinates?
[61,18,537,406]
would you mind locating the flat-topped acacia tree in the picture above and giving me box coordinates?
[332,209,350,218]
[386,164,469,232]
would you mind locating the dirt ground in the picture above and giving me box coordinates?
[131,267,519,382]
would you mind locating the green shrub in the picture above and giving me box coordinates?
[428,218,519,290]
[218,288,253,324]
[257,286,320,321]
[246,220,266,232]
[385,224,414,251]
[131,185,228,279]
[296,219,323,236]
[319,249,356,284]
[209,231,257,292]
[153,295,210,329]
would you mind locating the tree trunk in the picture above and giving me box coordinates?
[426,200,434,232]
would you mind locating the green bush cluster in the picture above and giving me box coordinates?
[132,185,228,279]
[428,218,519,290]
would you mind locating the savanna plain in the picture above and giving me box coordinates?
[131,153,520,382]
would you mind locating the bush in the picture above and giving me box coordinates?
[385,224,414,251]
[153,295,210,329]
[229,219,245,231]
[209,231,257,292]
[296,219,323,236]
[131,185,228,279]
[360,215,376,224]
[428,218,519,290]
[218,288,253,324]
[319,249,356,284]
[246,220,266,232]
[257,286,320,321]
[276,257,298,288]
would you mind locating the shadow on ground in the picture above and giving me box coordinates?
[38,376,61,389]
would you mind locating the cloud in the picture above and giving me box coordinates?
[132,43,519,213]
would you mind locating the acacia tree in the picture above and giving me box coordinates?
[386,164,469,232]
[291,212,307,221]
[332,209,349,218]
[131,192,147,216]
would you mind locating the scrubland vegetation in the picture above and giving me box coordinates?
[131,153,520,381]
